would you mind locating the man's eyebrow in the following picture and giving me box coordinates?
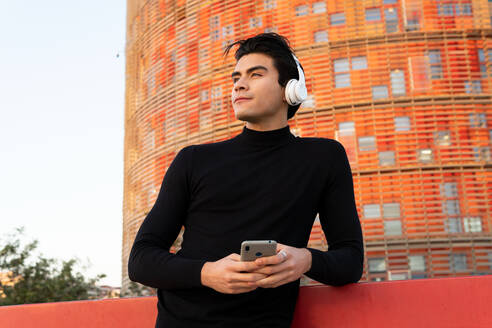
[231,65,268,79]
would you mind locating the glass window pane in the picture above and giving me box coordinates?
[465,80,482,93]
[358,136,376,151]
[417,149,433,163]
[335,73,350,88]
[409,255,426,271]
[314,30,329,43]
[366,8,381,21]
[334,58,349,72]
[331,12,346,25]
[379,151,395,166]
[313,2,327,14]
[295,5,309,16]
[372,86,388,99]
[391,69,406,96]
[446,218,462,233]
[339,121,355,135]
[384,0,397,4]
[384,220,402,235]
[445,199,460,216]
[441,182,458,198]
[435,130,451,146]
[395,116,410,131]
[364,204,381,218]
[369,258,386,273]
[352,56,367,70]
[450,254,467,272]
[383,203,401,218]
[463,217,482,232]
[385,8,398,33]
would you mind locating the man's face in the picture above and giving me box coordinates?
[230,53,287,124]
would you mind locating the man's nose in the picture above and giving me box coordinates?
[234,78,248,92]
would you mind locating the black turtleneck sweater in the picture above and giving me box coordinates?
[128,124,364,328]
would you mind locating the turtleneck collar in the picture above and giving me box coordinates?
[236,124,296,147]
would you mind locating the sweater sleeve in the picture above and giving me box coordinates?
[127,145,207,290]
[304,140,364,286]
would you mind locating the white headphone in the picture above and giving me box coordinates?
[285,53,308,106]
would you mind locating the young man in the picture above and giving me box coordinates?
[128,33,364,327]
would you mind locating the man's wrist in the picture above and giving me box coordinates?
[201,261,212,287]
[302,248,312,273]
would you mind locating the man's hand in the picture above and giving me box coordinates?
[249,243,312,288]
[201,253,268,294]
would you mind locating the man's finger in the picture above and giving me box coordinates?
[254,251,286,266]
[229,272,267,283]
[256,270,291,288]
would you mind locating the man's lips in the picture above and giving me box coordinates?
[235,97,251,103]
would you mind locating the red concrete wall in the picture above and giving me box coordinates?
[1,276,491,328]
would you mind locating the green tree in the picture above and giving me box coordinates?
[0,226,106,306]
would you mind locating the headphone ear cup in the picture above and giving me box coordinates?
[285,79,297,105]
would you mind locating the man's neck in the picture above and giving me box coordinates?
[245,120,288,132]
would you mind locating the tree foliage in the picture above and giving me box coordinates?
[0,227,106,306]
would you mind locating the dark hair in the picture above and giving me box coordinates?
[223,32,303,120]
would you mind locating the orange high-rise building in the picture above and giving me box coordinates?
[123,0,492,290]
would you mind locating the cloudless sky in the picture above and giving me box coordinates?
[0,1,126,286]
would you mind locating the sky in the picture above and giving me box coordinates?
[0,1,126,287]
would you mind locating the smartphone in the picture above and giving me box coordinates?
[240,240,277,261]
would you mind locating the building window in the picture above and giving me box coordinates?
[463,217,482,232]
[334,58,350,88]
[445,199,460,216]
[372,86,388,99]
[478,49,492,78]
[331,12,346,25]
[473,147,491,161]
[450,253,467,272]
[441,182,458,198]
[435,130,451,146]
[395,116,410,131]
[428,50,443,79]
[300,95,315,108]
[390,69,406,96]
[379,151,395,166]
[200,89,209,102]
[409,255,426,272]
[384,0,398,4]
[469,113,487,128]
[437,3,454,16]
[364,204,381,218]
[295,5,309,16]
[352,56,368,70]
[385,8,399,33]
[457,3,472,16]
[264,26,277,33]
[417,149,433,163]
[446,218,462,233]
[312,2,327,14]
[369,258,386,273]
[383,203,401,218]
[389,271,408,280]
[210,29,220,42]
[488,252,492,270]
[384,220,402,235]
[464,80,482,93]
[314,30,329,43]
[366,7,381,21]
[358,136,376,151]
[264,0,276,10]
[249,17,262,29]
[339,121,355,135]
